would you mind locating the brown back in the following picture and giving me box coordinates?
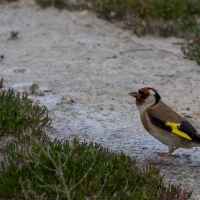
[147,101,183,123]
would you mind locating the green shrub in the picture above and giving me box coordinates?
[137,0,200,20]
[86,0,200,20]
[35,0,68,8]
[0,79,51,142]
[0,136,192,199]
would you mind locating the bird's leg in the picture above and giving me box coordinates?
[148,152,173,165]
[157,152,179,158]
[148,146,179,165]
[155,147,180,158]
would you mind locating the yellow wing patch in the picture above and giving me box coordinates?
[165,121,192,140]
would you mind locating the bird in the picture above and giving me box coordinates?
[129,87,200,165]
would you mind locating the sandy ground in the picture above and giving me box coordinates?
[0,1,200,199]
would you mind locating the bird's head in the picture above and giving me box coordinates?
[129,87,161,112]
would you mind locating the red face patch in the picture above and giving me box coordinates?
[135,98,146,105]
[135,87,150,105]
[138,87,150,94]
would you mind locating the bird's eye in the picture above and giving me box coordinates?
[143,93,149,98]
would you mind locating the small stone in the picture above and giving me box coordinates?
[142,147,148,150]
[30,84,38,94]
[78,10,88,18]
[29,84,44,96]
[185,115,192,118]
[181,153,191,159]
[9,31,19,40]
[112,54,117,59]
[99,107,103,110]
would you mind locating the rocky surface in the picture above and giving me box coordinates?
[0,1,200,199]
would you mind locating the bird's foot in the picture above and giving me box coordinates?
[154,152,180,158]
[148,159,171,166]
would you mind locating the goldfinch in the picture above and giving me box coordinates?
[129,87,200,165]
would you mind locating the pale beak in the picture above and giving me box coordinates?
[129,92,140,99]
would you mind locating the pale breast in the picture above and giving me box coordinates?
[140,111,174,145]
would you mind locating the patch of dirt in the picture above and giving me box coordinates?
[0,1,200,199]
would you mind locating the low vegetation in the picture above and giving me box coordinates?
[0,80,192,199]
[0,78,51,143]
[0,137,192,199]
[35,0,68,8]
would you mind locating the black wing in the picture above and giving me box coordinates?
[148,113,200,142]
[179,121,200,142]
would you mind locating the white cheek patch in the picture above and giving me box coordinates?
[137,95,155,112]
[149,89,155,96]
